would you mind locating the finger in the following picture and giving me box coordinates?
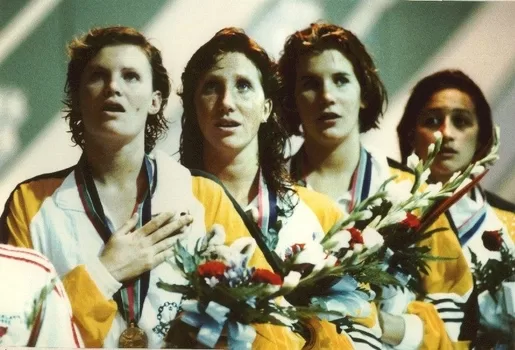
[113,212,139,236]
[139,212,175,236]
[149,215,193,244]
[153,232,185,256]
[152,243,178,268]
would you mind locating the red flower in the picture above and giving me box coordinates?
[252,268,283,285]
[0,326,7,337]
[402,212,420,229]
[197,261,226,277]
[482,230,503,251]
[348,227,364,248]
[291,243,305,252]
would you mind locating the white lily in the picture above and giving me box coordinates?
[324,230,351,252]
[293,242,327,266]
[386,180,413,206]
[362,227,384,253]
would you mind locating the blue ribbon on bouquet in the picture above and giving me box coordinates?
[310,275,374,321]
[180,300,256,349]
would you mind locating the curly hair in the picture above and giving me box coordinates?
[179,27,294,206]
[277,22,387,136]
[63,25,170,153]
[397,69,493,164]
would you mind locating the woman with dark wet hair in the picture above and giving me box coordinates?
[278,22,477,349]
[398,69,515,346]
[179,27,373,349]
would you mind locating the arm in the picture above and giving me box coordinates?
[33,271,84,347]
[418,213,476,349]
[1,183,119,347]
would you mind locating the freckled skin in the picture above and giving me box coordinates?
[194,52,271,155]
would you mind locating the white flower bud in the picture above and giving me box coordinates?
[282,271,302,291]
[323,230,351,251]
[427,143,435,155]
[406,153,420,170]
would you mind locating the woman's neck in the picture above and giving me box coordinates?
[82,136,147,228]
[83,137,146,187]
[203,143,260,207]
[303,132,361,180]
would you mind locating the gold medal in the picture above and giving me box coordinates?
[118,321,148,348]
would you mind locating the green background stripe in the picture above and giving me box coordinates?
[0,0,32,32]
[365,1,481,96]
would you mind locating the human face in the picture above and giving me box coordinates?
[413,88,480,182]
[194,52,271,156]
[294,49,362,147]
[79,44,161,148]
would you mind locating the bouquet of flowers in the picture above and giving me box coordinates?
[320,127,501,295]
[157,225,332,349]
[470,230,515,303]
[277,234,399,333]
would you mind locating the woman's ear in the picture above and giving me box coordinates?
[148,91,163,115]
[262,98,272,123]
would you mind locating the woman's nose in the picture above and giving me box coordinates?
[439,116,455,140]
[105,76,121,96]
[220,88,235,113]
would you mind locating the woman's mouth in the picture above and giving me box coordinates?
[102,101,125,112]
[215,119,240,128]
[318,112,341,121]
[439,146,458,157]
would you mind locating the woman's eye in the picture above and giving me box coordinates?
[452,112,473,128]
[201,80,219,94]
[334,74,349,86]
[300,77,319,90]
[124,71,140,82]
[420,112,442,129]
[88,71,104,82]
[236,79,251,92]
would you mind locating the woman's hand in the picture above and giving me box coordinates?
[99,212,193,282]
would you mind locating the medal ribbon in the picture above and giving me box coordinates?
[291,146,372,212]
[348,147,372,211]
[256,170,278,233]
[75,154,155,325]
[456,192,488,247]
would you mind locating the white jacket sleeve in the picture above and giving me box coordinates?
[32,268,84,347]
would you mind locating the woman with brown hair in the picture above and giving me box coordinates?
[278,22,477,349]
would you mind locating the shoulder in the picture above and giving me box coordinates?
[1,167,74,243]
[294,186,339,210]
[386,157,415,182]
[293,185,344,231]
[4,167,74,206]
[387,157,413,174]
[484,190,515,213]
[190,169,226,200]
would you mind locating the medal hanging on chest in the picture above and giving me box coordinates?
[119,321,149,348]
[76,155,155,348]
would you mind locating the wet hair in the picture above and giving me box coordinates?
[277,22,387,136]
[63,25,170,153]
[397,69,493,163]
[179,27,294,205]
